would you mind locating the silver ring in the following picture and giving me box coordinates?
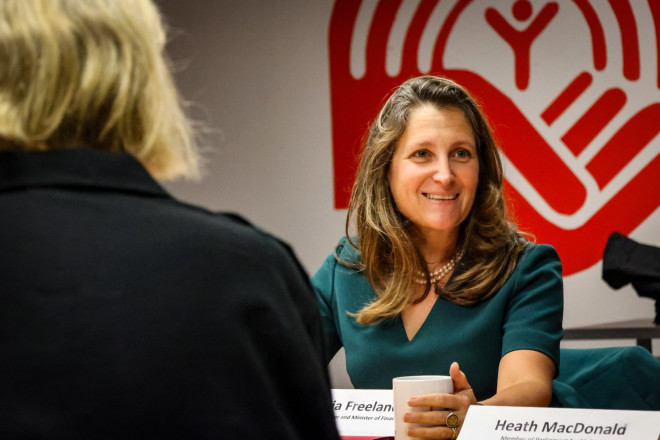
[451,426,458,439]
[446,412,459,428]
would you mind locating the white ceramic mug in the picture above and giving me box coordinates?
[392,375,454,440]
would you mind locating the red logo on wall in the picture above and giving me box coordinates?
[328,0,660,275]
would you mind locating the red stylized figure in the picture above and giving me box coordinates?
[485,0,558,90]
[328,0,660,275]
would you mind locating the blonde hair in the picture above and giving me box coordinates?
[0,0,200,179]
[346,76,528,325]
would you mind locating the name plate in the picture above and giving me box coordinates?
[459,405,660,440]
[331,389,394,439]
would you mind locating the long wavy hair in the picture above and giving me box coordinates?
[345,75,528,325]
[0,0,200,179]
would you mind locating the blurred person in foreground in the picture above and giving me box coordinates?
[313,76,563,439]
[0,0,339,438]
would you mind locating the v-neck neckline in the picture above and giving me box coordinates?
[401,289,441,342]
[399,261,465,342]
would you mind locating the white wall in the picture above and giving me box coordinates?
[157,0,346,273]
[155,0,659,388]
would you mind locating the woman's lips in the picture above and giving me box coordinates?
[423,193,458,200]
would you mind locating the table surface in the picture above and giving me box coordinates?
[563,318,660,339]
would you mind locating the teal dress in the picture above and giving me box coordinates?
[312,237,563,401]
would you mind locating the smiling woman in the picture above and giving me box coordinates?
[387,105,479,255]
[312,75,563,439]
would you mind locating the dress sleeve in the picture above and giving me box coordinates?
[311,253,344,364]
[501,244,564,375]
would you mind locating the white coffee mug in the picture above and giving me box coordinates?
[392,375,454,440]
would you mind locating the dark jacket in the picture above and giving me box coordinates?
[0,148,340,439]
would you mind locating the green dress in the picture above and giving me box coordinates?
[312,236,563,401]
[313,237,660,409]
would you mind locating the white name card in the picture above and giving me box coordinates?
[459,405,660,440]
[331,389,394,439]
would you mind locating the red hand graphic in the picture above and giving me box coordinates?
[328,0,660,275]
[329,0,429,206]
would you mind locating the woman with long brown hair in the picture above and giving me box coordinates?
[313,75,563,439]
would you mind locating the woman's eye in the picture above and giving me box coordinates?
[454,148,471,159]
[412,150,429,159]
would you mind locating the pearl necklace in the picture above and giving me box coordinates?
[414,249,464,285]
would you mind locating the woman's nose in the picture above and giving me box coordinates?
[431,158,454,184]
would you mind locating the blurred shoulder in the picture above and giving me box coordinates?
[334,235,362,265]
[160,200,302,269]
[516,242,563,277]
[519,242,561,263]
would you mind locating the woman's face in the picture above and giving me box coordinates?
[387,104,479,244]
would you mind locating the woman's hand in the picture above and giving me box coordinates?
[403,362,477,439]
